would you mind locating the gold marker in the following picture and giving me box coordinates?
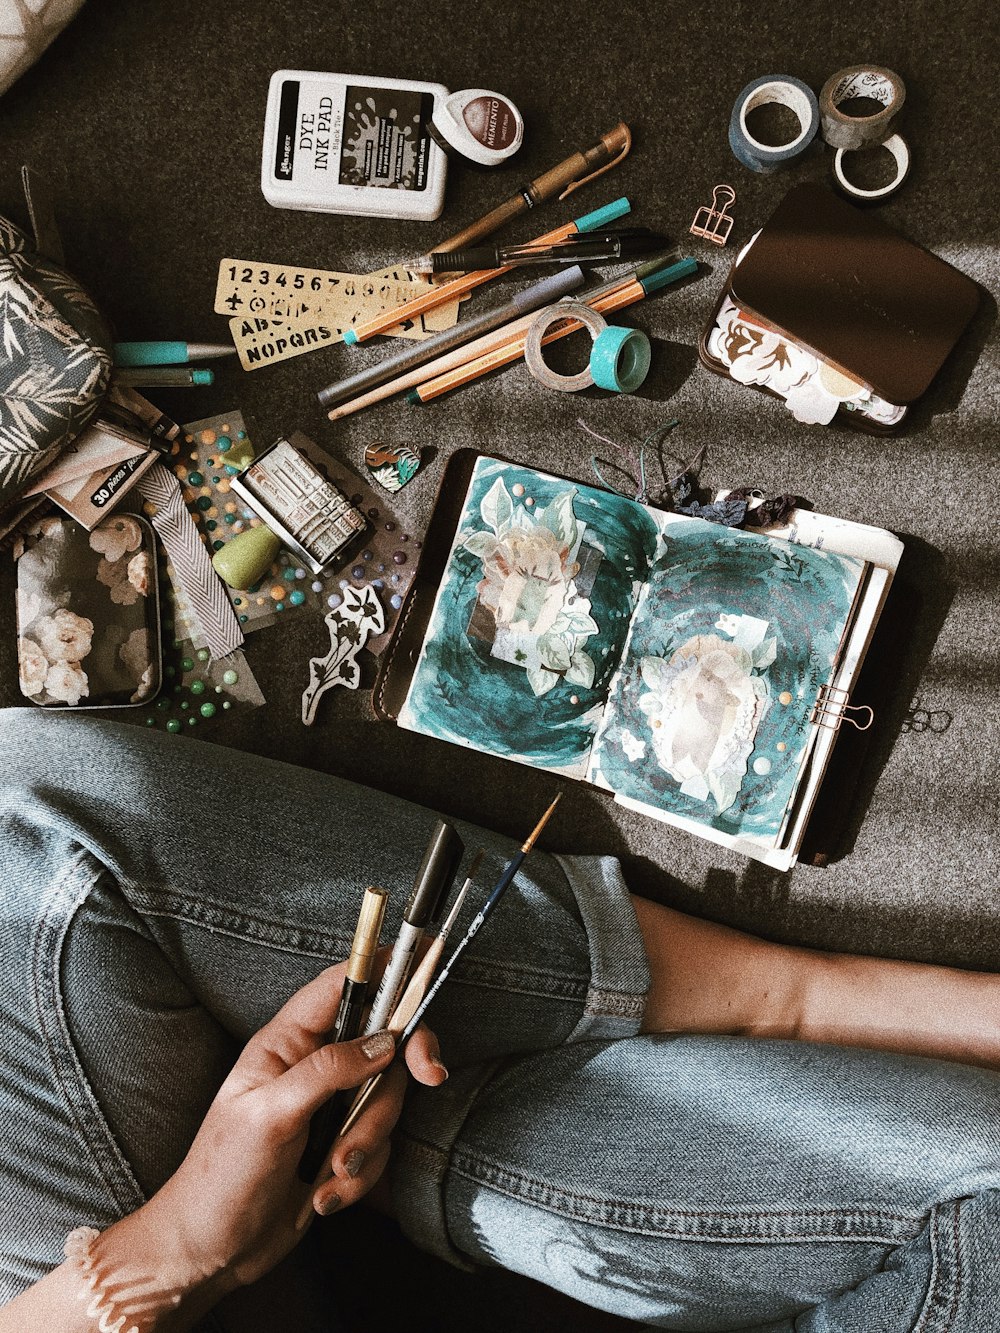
[297,885,387,1183]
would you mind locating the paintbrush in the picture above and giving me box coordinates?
[336,797,561,1138]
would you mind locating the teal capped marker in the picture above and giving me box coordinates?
[112,367,215,388]
[113,341,237,367]
[637,255,699,295]
[573,196,631,233]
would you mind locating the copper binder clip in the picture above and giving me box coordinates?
[689,184,736,246]
[811,684,874,733]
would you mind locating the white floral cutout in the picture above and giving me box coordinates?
[461,477,600,697]
[636,614,777,813]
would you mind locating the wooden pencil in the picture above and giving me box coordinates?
[347,198,631,345]
[327,267,647,422]
[408,258,697,403]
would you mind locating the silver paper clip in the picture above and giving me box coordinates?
[811,684,874,733]
[689,184,736,247]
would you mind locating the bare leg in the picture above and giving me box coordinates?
[632,895,1000,1070]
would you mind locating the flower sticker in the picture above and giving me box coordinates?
[90,516,143,564]
[17,639,48,697]
[638,617,776,813]
[43,660,89,707]
[127,550,152,596]
[32,609,94,663]
[460,478,600,697]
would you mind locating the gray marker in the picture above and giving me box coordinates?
[316,267,586,410]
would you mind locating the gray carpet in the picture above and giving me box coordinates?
[1,11,997,965]
[2,3,999,1329]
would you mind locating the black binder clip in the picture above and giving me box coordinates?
[811,684,874,732]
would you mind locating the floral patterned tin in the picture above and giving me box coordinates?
[15,512,161,708]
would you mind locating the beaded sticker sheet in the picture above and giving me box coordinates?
[160,413,420,653]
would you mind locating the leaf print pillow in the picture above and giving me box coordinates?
[0,211,112,515]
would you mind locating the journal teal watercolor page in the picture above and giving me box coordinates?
[398,457,660,777]
[588,518,866,840]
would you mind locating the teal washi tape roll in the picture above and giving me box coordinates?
[729,76,819,173]
[589,325,652,393]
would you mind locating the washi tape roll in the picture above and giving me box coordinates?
[728,76,820,174]
[590,325,652,393]
[819,66,905,150]
[832,133,911,202]
[524,302,608,392]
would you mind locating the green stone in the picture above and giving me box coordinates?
[211,525,282,589]
[199,702,217,718]
[191,680,206,695]
[166,719,182,734]
[223,436,255,471]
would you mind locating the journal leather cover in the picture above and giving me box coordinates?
[375,448,477,720]
[374,450,899,866]
[729,183,981,406]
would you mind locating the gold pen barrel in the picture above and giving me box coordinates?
[432,122,630,255]
[346,886,388,984]
[432,193,534,255]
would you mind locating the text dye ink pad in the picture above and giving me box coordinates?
[261,70,522,221]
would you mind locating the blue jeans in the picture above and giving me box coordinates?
[1,708,999,1331]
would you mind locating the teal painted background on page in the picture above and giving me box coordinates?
[591,519,865,838]
[400,458,660,777]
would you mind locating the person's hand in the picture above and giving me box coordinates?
[135,960,447,1300]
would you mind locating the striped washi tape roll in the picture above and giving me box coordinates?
[137,462,245,661]
[728,76,820,174]
[819,66,905,150]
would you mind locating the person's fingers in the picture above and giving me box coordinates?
[313,1139,391,1216]
[233,948,401,1088]
[403,1022,449,1086]
[311,1063,408,1215]
[228,963,350,1090]
[262,1030,397,1132]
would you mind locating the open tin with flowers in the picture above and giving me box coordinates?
[15,512,161,708]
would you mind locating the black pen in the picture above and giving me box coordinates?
[405,228,668,276]
[363,821,464,1036]
[297,885,387,1183]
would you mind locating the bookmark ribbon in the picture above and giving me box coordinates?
[136,462,245,660]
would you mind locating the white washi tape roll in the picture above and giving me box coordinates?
[729,76,820,173]
[524,301,608,392]
[819,66,905,151]
[832,133,911,202]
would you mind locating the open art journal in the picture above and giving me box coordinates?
[396,456,902,867]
